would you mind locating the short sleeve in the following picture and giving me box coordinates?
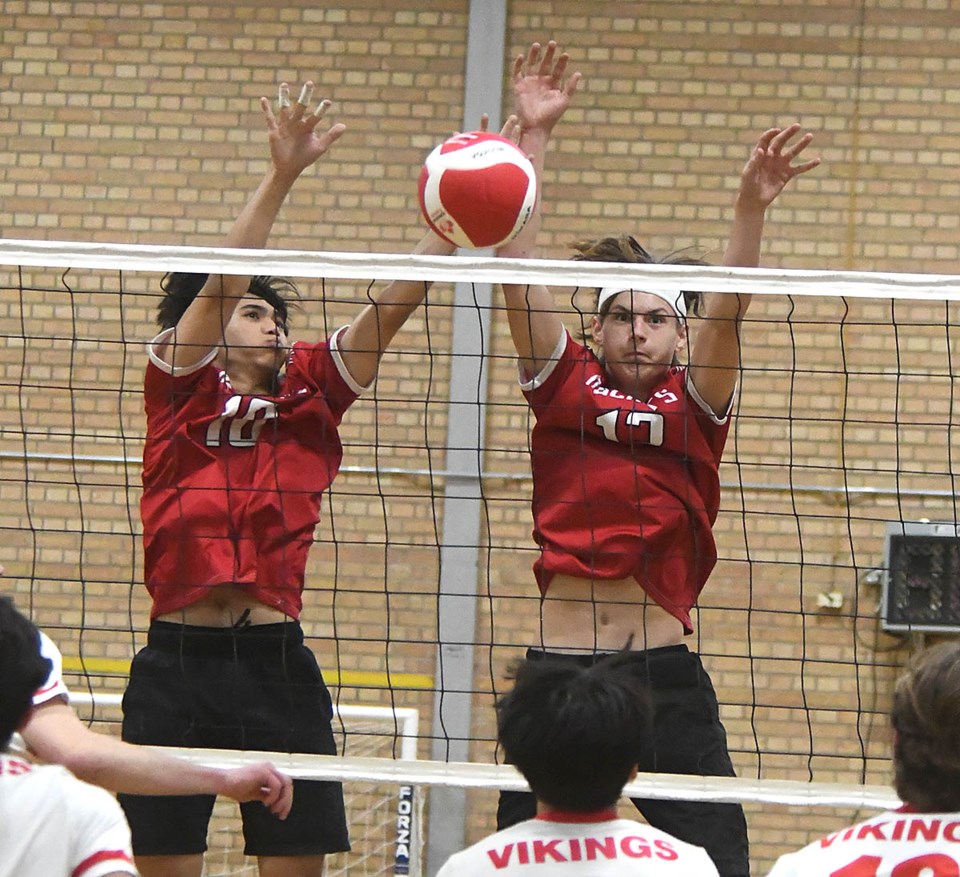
[147,326,218,377]
[33,631,69,707]
[65,774,138,877]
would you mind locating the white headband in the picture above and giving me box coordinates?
[597,286,687,320]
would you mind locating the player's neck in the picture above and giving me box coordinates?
[218,359,279,396]
[599,359,662,401]
[535,801,619,823]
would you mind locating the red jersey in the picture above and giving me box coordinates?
[522,332,731,633]
[140,327,362,620]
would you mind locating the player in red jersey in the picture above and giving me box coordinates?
[494,42,820,877]
[119,82,459,877]
[768,641,960,876]
[436,653,719,876]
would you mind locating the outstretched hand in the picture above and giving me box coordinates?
[511,40,581,135]
[260,81,346,179]
[220,762,294,820]
[738,124,820,211]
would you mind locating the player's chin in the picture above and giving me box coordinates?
[612,358,650,377]
[610,361,659,392]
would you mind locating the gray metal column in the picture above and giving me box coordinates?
[424,1,508,873]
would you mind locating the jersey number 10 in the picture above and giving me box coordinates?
[206,397,278,448]
[831,853,959,877]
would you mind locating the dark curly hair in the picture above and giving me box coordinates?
[156,273,301,332]
[571,235,709,320]
[0,595,52,748]
[891,641,960,811]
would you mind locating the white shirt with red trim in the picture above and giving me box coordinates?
[766,807,960,877]
[8,632,71,758]
[435,809,719,876]
[0,753,137,877]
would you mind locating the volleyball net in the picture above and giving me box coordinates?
[2,239,958,874]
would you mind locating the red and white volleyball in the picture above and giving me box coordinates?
[418,131,537,250]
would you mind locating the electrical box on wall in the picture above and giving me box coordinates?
[882,521,960,634]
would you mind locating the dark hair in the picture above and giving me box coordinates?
[571,234,708,321]
[156,273,300,331]
[0,596,52,748]
[891,641,960,811]
[497,652,653,812]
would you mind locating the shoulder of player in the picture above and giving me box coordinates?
[283,337,339,373]
[143,350,221,408]
[277,338,343,395]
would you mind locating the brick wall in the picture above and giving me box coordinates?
[1,1,958,873]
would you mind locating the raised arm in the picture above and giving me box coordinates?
[334,110,534,385]
[496,41,581,379]
[22,699,293,818]
[160,81,346,367]
[335,228,456,388]
[689,124,820,414]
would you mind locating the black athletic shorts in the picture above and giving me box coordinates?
[119,620,350,858]
[496,645,750,877]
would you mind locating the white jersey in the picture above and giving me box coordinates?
[436,812,719,876]
[8,631,71,758]
[0,753,138,877]
[767,808,960,877]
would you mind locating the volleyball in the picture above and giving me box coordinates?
[418,131,537,250]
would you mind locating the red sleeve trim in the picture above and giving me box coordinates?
[72,849,135,877]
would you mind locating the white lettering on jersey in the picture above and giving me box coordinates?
[206,396,278,448]
[595,409,665,447]
[653,388,679,405]
[588,374,668,447]
[781,816,960,877]
[586,374,637,403]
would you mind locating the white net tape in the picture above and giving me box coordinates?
[2,237,960,299]
[123,748,898,811]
